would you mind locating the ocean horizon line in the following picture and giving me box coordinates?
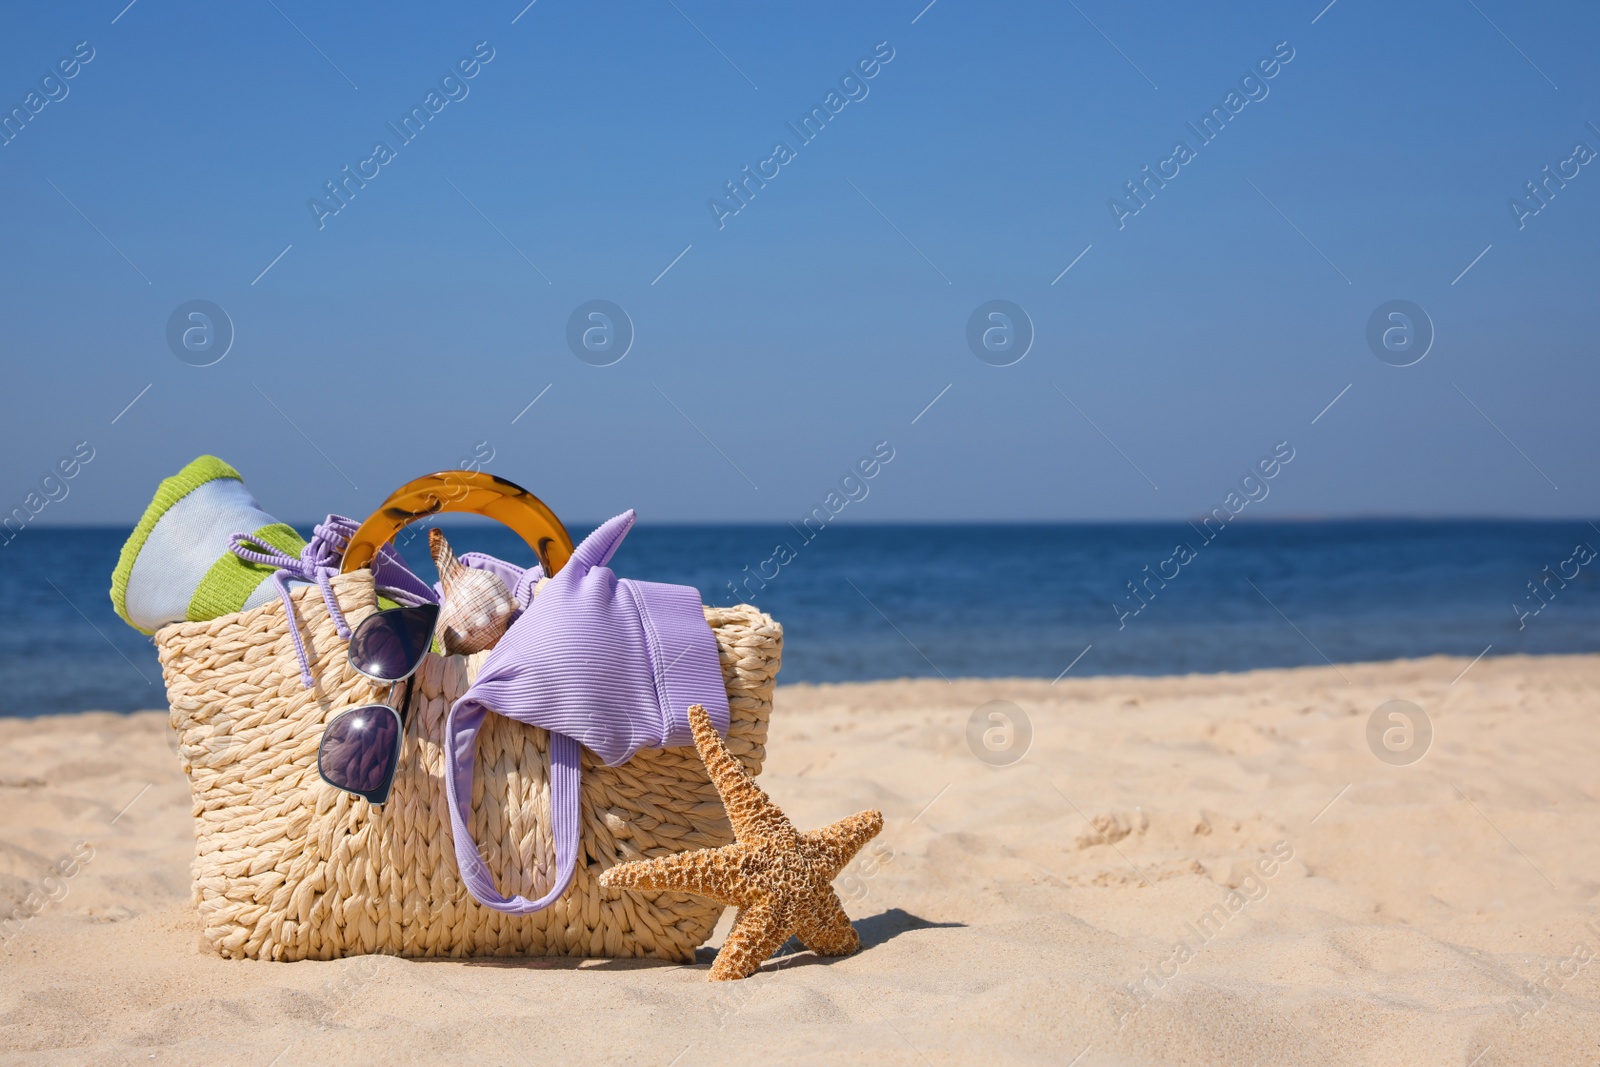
[18,514,1600,532]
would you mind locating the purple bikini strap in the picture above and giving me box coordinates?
[444,698,580,914]
[228,514,438,688]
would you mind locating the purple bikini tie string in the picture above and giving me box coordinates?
[226,515,437,688]
[227,528,352,689]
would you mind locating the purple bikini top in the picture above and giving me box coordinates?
[442,510,731,914]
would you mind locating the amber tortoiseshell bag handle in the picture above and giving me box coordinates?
[340,471,575,577]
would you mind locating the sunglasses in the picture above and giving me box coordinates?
[317,603,439,805]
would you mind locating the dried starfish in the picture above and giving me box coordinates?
[599,704,884,981]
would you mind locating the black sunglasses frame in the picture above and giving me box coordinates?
[316,674,416,806]
[317,604,438,806]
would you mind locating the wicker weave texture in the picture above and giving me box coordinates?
[154,571,779,962]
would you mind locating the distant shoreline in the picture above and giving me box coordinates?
[12,650,1592,720]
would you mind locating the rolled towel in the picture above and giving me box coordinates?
[110,455,306,634]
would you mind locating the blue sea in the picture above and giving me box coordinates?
[2,521,1598,716]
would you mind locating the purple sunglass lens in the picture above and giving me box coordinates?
[348,604,438,681]
[319,705,401,794]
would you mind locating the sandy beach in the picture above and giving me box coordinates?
[2,653,1597,1066]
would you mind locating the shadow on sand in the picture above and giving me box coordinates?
[449,907,962,974]
[698,906,964,974]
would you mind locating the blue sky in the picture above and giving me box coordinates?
[2,0,1597,527]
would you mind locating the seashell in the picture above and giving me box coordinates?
[430,528,516,655]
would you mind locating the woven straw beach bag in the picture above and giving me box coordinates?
[153,479,780,962]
